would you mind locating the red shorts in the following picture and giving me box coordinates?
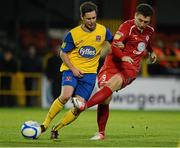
[98,67,138,89]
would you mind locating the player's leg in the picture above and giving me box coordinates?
[90,96,112,140]
[51,73,96,139]
[51,107,81,139]
[42,86,74,131]
[86,73,123,108]
[97,97,112,136]
[91,69,137,140]
[41,71,77,132]
[72,70,124,110]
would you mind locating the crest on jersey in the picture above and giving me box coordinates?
[96,35,101,42]
[137,42,145,51]
[114,31,123,40]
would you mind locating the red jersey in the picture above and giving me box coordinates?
[102,19,154,73]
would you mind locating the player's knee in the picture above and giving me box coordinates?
[105,81,119,91]
[58,95,71,104]
[113,75,123,88]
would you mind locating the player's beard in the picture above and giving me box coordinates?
[84,23,96,32]
[135,21,144,31]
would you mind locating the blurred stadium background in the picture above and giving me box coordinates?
[0,0,180,109]
[0,0,180,147]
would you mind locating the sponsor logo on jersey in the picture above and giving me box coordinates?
[79,46,96,58]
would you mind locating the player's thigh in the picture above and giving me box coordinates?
[98,68,117,87]
[60,85,74,99]
[106,74,123,91]
[60,70,77,102]
[98,68,123,91]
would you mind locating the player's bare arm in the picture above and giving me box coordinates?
[60,50,83,77]
[100,41,111,58]
[100,41,123,59]
[113,41,125,49]
[112,41,134,64]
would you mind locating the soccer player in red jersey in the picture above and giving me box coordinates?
[72,3,157,140]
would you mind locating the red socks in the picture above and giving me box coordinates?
[97,104,109,135]
[86,86,112,108]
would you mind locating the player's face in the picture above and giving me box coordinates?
[81,10,97,31]
[134,13,151,31]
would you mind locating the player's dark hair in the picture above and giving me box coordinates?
[136,3,154,17]
[80,1,98,16]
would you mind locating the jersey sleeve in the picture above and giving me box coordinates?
[105,28,113,42]
[61,32,75,52]
[111,22,130,58]
[146,41,153,53]
[146,32,154,53]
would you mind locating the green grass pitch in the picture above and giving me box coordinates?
[0,107,180,147]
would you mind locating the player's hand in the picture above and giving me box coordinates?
[113,41,124,49]
[71,68,84,78]
[149,52,157,64]
[121,56,134,64]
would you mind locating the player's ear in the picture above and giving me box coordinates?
[135,12,138,18]
[80,14,84,21]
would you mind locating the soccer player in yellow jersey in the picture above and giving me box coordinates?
[40,1,113,139]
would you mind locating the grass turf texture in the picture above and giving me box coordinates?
[0,107,180,147]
